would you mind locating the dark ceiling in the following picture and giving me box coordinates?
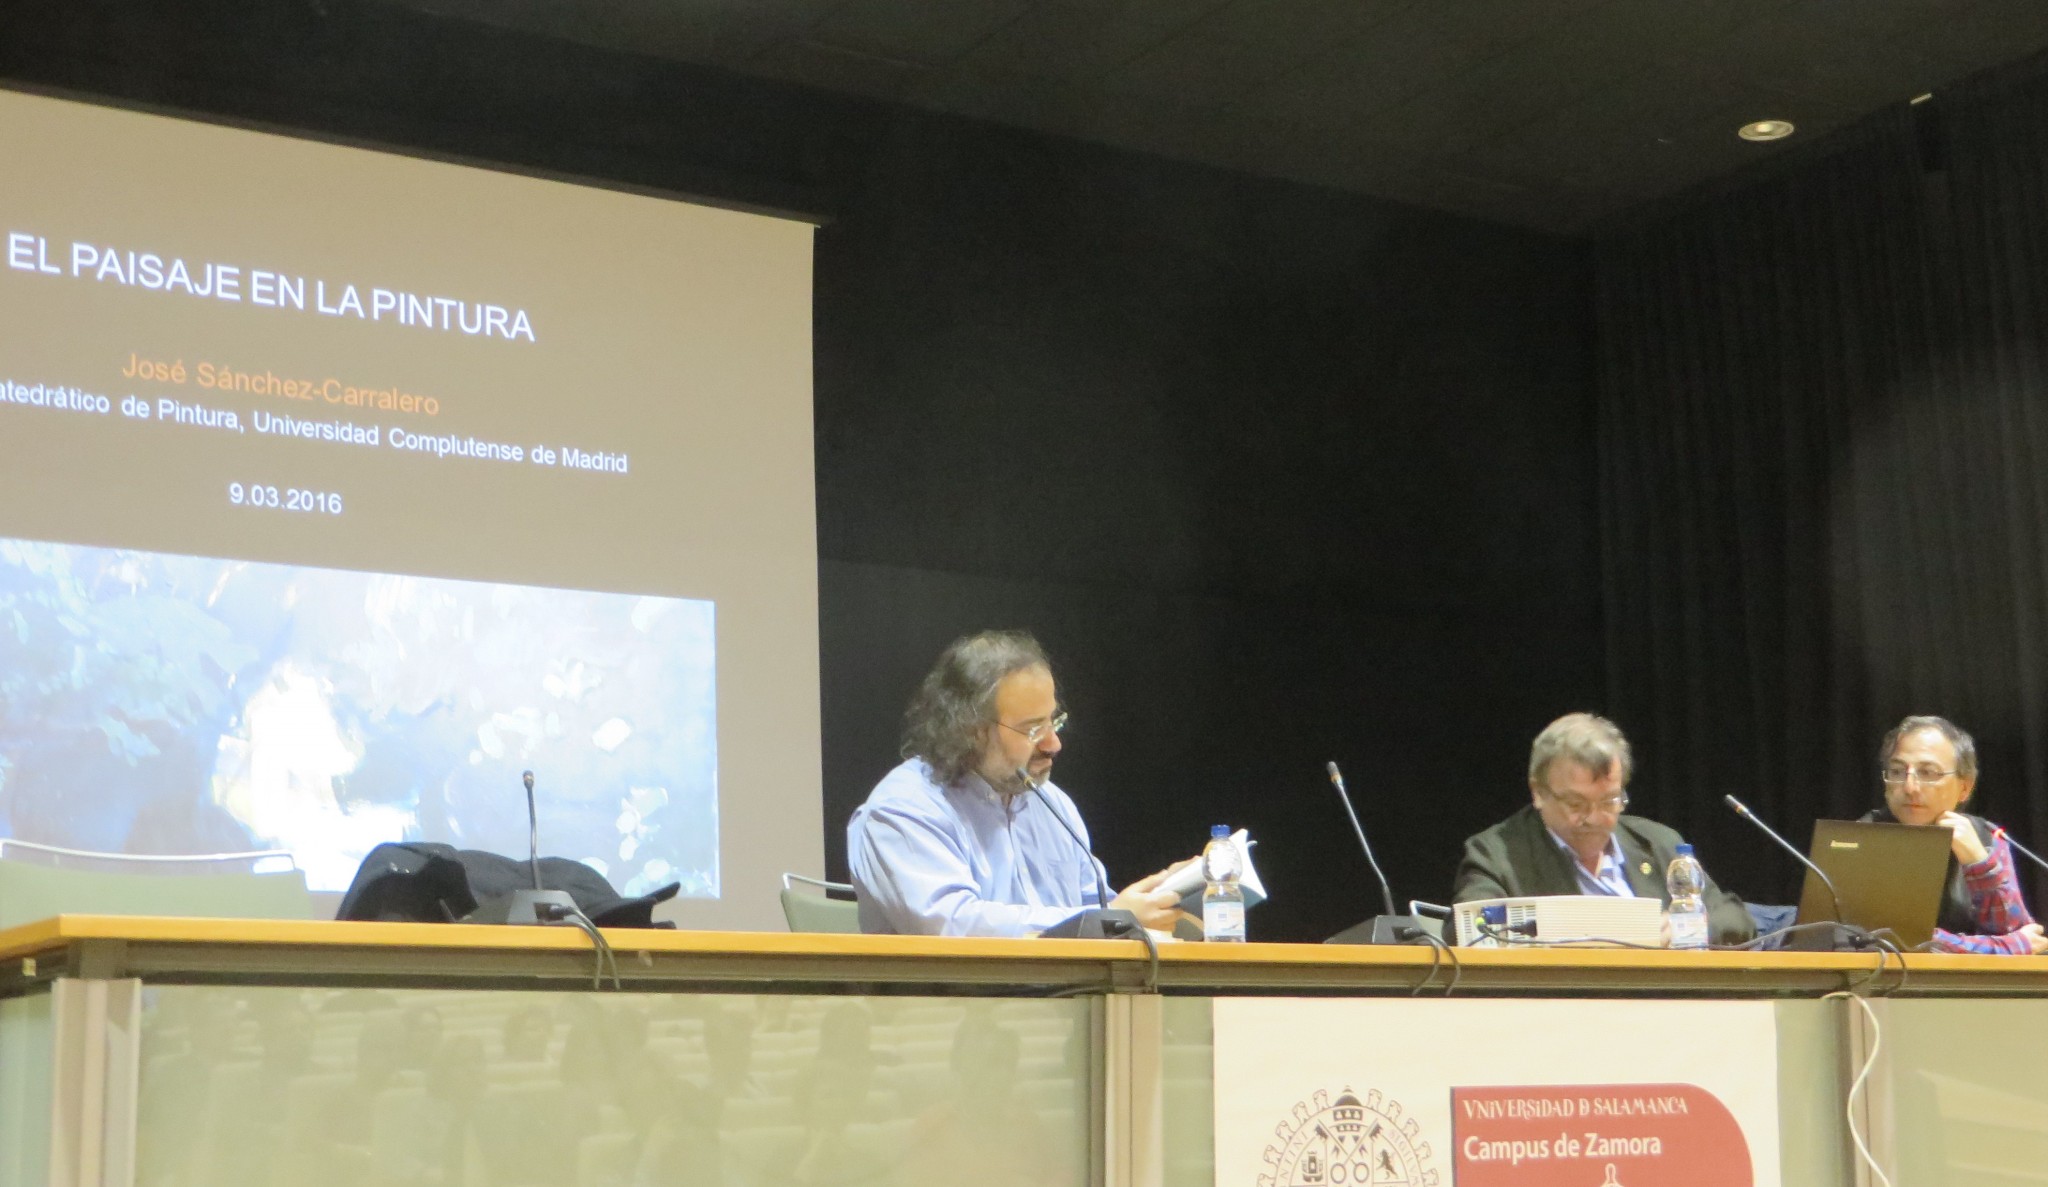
[403,0,2048,234]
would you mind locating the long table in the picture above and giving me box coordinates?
[2,916,2044,1187]
[12,913,2048,994]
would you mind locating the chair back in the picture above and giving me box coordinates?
[0,839,295,874]
[0,842,316,929]
[778,872,860,934]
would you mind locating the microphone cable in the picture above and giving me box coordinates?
[1723,920,1883,953]
[538,900,621,990]
[1844,933,1909,997]
[1133,922,1162,993]
[1823,989,1894,1187]
[1398,929,1461,997]
[1474,920,1668,951]
[1045,922,1160,998]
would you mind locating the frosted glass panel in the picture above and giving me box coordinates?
[0,992,54,1187]
[135,986,1093,1187]
[1878,999,2048,1185]
[1773,1000,1850,1185]
[1160,997,1213,1187]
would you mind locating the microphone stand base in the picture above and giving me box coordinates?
[1039,909,1143,940]
[1785,921,1877,952]
[1324,915,1431,945]
[472,889,582,926]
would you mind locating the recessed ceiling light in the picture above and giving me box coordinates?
[1739,119,1796,142]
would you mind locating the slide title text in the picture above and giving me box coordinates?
[7,231,536,343]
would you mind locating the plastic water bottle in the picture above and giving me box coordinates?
[1666,843,1709,950]
[1202,825,1246,942]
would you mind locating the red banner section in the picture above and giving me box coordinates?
[1451,1083,1751,1187]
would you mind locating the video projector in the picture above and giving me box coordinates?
[1451,895,1665,949]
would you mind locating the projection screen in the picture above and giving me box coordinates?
[0,87,821,930]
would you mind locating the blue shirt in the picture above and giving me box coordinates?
[848,758,1110,937]
[1546,827,1636,898]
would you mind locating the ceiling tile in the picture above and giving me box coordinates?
[803,0,1037,66]
[1711,5,1977,107]
[914,66,1127,136]
[1342,26,1649,160]
[1387,0,1792,135]
[1780,0,1966,46]
[1202,104,1446,181]
[394,0,2048,233]
[743,36,938,100]
[950,0,1241,84]
[1242,11,1513,134]
[420,0,845,67]
[1402,0,1622,60]
[1895,2,2048,75]
[1053,91,1250,165]
[1482,64,1760,160]
[1100,0,1424,103]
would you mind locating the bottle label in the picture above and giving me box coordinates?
[1204,900,1246,941]
[1668,910,1710,950]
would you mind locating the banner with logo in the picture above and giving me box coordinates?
[1213,998,1780,1187]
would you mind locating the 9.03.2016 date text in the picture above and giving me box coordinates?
[229,482,342,514]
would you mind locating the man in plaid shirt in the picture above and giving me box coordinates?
[1860,715,2048,955]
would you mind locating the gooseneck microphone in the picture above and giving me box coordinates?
[475,769,582,927]
[1993,826,2048,877]
[1724,794,1849,925]
[1323,762,1425,945]
[1328,762,1398,919]
[471,770,619,986]
[523,769,542,891]
[1018,766,1140,940]
[1021,767,1115,910]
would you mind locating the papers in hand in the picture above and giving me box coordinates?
[1159,829,1267,912]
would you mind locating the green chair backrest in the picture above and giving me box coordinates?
[779,884,860,934]
[0,861,316,930]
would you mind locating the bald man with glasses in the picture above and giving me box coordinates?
[1449,713,1754,945]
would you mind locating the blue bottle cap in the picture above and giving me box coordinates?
[1675,843,1695,857]
[1211,824,1230,839]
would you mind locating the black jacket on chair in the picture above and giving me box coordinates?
[336,841,678,928]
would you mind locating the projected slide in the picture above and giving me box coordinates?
[0,88,819,920]
[0,540,716,894]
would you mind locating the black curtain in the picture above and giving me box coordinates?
[1596,55,2048,906]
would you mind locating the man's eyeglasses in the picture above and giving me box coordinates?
[1541,788,1629,818]
[1881,766,1956,786]
[998,711,1068,746]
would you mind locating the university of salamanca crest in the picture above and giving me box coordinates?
[1260,1087,1437,1187]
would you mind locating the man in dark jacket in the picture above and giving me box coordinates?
[1450,712,1753,945]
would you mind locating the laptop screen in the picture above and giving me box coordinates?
[1797,819,1953,948]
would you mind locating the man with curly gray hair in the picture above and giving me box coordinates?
[848,630,1181,936]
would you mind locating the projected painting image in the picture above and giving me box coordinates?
[0,539,716,897]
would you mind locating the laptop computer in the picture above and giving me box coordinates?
[1795,819,1954,948]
